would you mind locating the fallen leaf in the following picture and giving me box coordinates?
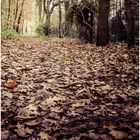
[100,84,111,90]
[64,60,70,65]
[44,96,65,106]
[103,124,117,130]
[69,136,80,140]
[16,123,24,129]
[5,80,17,89]
[38,131,50,140]
[19,95,26,101]
[109,94,117,99]
[72,102,85,108]
[16,127,33,137]
[107,71,114,77]
[1,130,10,140]
[109,130,128,139]
[47,79,54,83]
[26,104,39,115]
[50,107,63,113]
[4,99,11,106]
[29,97,36,103]
[68,110,80,117]
[4,92,13,99]
[24,120,40,126]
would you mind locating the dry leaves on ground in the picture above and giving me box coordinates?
[1,37,139,140]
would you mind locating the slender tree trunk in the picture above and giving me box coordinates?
[37,0,43,21]
[7,0,11,28]
[113,3,115,17]
[58,2,62,38]
[119,0,122,17]
[44,13,51,35]
[43,0,52,35]
[124,0,135,47]
[64,1,70,35]
[13,0,19,30]
[42,0,46,23]
[119,0,121,11]
[96,0,110,46]
[16,0,25,32]
[89,13,93,43]
[116,0,118,14]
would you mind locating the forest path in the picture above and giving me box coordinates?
[1,37,139,140]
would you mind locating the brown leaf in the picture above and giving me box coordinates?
[38,131,51,140]
[100,84,111,90]
[26,104,39,116]
[15,123,33,137]
[4,99,11,106]
[109,130,128,139]
[1,130,10,140]
[16,108,37,120]
[19,95,26,101]
[5,80,17,89]
[103,124,117,130]
[29,97,36,103]
[50,107,63,113]
[69,136,80,140]
[24,120,41,126]
[4,92,13,99]
[71,102,85,108]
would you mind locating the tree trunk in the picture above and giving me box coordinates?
[44,13,51,35]
[13,0,19,30]
[96,0,110,46]
[58,2,62,38]
[116,0,118,15]
[64,1,70,35]
[89,13,93,43]
[15,0,25,32]
[7,0,11,28]
[124,0,135,47]
[37,0,43,21]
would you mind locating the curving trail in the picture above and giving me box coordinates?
[1,37,139,140]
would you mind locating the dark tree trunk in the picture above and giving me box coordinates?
[116,0,118,14]
[64,1,70,35]
[15,0,25,32]
[96,0,110,46]
[58,2,62,38]
[13,0,19,30]
[124,0,135,47]
[44,13,51,35]
[89,12,94,43]
[43,0,51,35]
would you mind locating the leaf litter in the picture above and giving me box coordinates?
[1,37,139,140]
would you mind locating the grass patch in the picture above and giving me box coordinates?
[1,28,22,40]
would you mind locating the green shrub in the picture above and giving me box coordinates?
[36,23,46,36]
[1,28,21,40]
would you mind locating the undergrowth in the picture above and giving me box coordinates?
[36,23,46,36]
[1,28,22,40]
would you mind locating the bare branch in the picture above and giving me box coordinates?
[77,7,94,30]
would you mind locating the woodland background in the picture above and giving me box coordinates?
[1,0,139,46]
